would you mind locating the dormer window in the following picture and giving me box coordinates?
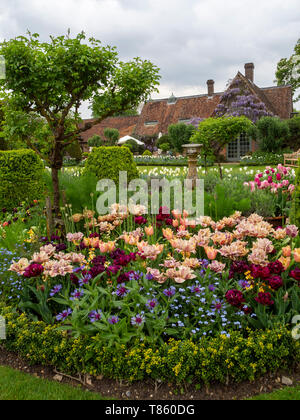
[144,121,158,126]
[168,93,177,104]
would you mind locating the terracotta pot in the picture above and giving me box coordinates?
[265,216,286,229]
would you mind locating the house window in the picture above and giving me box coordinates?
[144,121,158,126]
[227,132,251,161]
[178,118,191,123]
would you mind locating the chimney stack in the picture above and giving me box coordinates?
[207,79,215,96]
[244,63,254,82]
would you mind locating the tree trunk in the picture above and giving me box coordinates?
[217,161,223,180]
[51,137,64,217]
[51,166,61,217]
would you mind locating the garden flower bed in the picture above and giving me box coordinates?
[0,162,299,388]
[1,202,299,385]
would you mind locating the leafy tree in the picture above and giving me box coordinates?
[93,105,139,118]
[156,134,171,149]
[0,31,160,215]
[276,39,300,102]
[2,106,54,153]
[286,114,300,150]
[65,139,82,162]
[88,134,103,147]
[159,142,171,153]
[122,139,140,153]
[168,123,195,153]
[191,116,253,178]
[248,116,289,153]
[103,127,120,145]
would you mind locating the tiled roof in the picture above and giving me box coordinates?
[261,86,293,119]
[79,69,293,141]
[79,116,139,143]
[134,94,222,136]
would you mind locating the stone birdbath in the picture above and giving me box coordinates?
[182,143,202,188]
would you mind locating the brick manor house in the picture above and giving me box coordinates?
[79,63,293,161]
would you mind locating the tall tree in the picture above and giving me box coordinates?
[0,31,160,215]
[191,116,253,178]
[168,123,195,153]
[276,39,300,103]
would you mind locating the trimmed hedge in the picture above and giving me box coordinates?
[84,146,139,186]
[1,306,299,385]
[291,159,300,228]
[0,150,45,210]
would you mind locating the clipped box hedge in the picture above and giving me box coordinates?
[0,149,45,210]
[83,146,139,186]
[1,306,299,386]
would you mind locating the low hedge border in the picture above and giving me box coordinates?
[1,306,299,385]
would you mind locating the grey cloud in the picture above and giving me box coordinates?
[0,0,299,114]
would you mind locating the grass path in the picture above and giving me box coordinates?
[248,385,300,400]
[0,366,111,400]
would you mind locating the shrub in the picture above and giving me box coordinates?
[83,146,139,185]
[0,134,8,150]
[1,306,299,384]
[156,134,171,149]
[168,123,195,153]
[159,143,170,153]
[0,149,45,210]
[286,114,300,150]
[142,150,152,156]
[65,140,82,162]
[87,135,103,148]
[249,117,290,153]
[104,128,120,145]
[122,139,141,154]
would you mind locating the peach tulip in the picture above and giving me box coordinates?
[172,209,181,220]
[204,246,218,260]
[145,226,154,236]
[293,249,300,263]
[99,241,115,253]
[278,256,291,271]
[89,237,100,248]
[162,228,174,240]
[187,219,196,229]
[282,246,291,258]
[172,219,179,228]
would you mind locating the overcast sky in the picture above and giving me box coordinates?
[0,0,299,117]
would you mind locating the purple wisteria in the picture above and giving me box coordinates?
[214,78,273,122]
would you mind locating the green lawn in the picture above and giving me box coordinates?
[0,366,111,400]
[248,385,300,400]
